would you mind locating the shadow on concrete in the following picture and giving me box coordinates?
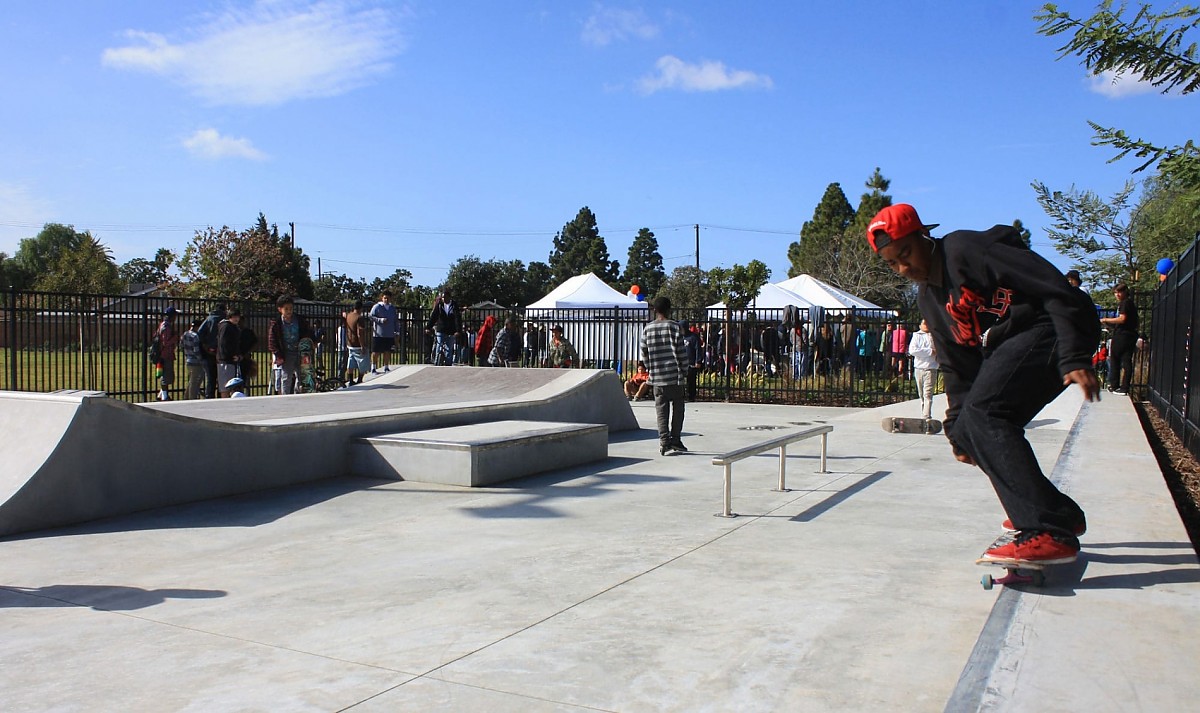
[0,584,227,610]
[460,462,682,519]
[1026,418,1061,429]
[1076,567,1200,590]
[790,471,891,522]
[344,383,411,392]
[4,477,373,541]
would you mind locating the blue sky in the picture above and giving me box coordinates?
[0,1,1191,291]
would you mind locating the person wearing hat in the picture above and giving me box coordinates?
[547,325,578,368]
[640,296,690,455]
[867,203,1100,566]
[154,306,181,401]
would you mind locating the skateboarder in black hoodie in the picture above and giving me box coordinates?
[867,204,1101,565]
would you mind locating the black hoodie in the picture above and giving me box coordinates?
[917,225,1100,433]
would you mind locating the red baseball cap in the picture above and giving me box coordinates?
[866,204,939,252]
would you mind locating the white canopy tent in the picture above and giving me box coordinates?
[525,273,647,368]
[527,273,646,310]
[706,283,817,316]
[774,274,882,310]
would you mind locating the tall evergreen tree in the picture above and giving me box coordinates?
[787,183,854,278]
[548,206,620,285]
[621,228,666,297]
[841,168,912,308]
[1012,219,1033,248]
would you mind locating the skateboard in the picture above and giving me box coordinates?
[298,337,317,394]
[975,532,1046,589]
[882,416,942,435]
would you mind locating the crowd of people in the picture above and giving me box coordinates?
[150,280,1138,413]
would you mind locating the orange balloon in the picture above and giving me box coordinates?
[631,285,640,294]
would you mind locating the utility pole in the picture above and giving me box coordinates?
[288,222,295,250]
[694,224,700,271]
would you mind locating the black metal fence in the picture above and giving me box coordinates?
[1,288,939,407]
[1148,237,1200,459]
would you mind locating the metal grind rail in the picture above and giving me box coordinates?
[711,425,832,517]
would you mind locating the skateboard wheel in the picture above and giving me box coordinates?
[981,574,994,590]
[1031,571,1046,587]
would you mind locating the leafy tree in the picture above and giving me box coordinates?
[787,182,855,278]
[0,252,15,290]
[34,232,122,294]
[252,214,313,299]
[1129,170,1200,293]
[841,168,914,309]
[8,224,122,294]
[365,268,431,307]
[443,255,534,309]
[1032,179,1139,291]
[119,248,176,289]
[708,260,770,311]
[621,228,666,297]
[313,272,370,303]
[10,223,90,289]
[1035,2,1200,186]
[176,215,314,300]
[523,261,554,306]
[657,265,718,319]
[548,206,620,285]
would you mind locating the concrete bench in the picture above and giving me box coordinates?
[351,420,608,487]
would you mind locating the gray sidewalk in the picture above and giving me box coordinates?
[2,391,1197,711]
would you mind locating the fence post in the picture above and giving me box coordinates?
[7,286,15,391]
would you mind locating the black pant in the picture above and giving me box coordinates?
[948,323,1085,542]
[1108,332,1136,391]
[686,367,698,402]
[203,352,218,399]
[654,384,686,446]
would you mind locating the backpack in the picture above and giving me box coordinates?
[147,335,162,365]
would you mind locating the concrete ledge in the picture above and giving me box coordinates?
[351,420,609,487]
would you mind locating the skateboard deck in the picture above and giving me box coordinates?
[882,416,942,435]
[298,337,317,394]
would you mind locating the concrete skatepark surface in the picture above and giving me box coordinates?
[0,367,636,536]
[1,384,1198,711]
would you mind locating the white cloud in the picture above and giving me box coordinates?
[582,6,659,47]
[183,128,268,160]
[1087,69,1160,98]
[101,0,405,106]
[637,55,773,94]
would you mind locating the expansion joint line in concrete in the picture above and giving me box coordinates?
[942,399,1093,713]
[352,494,818,710]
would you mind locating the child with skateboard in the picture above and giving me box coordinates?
[267,294,315,395]
[867,204,1100,567]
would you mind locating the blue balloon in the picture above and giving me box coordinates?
[636,293,645,301]
[1157,257,1175,275]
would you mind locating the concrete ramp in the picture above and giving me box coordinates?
[0,367,636,537]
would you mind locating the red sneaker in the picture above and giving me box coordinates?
[1002,518,1086,537]
[982,531,1078,565]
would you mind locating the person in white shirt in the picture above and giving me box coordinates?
[907,319,939,420]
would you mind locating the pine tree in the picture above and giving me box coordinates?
[787,183,854,279]
[621,228,666,297]
[841,168,913,308]
[548,207,620,285]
